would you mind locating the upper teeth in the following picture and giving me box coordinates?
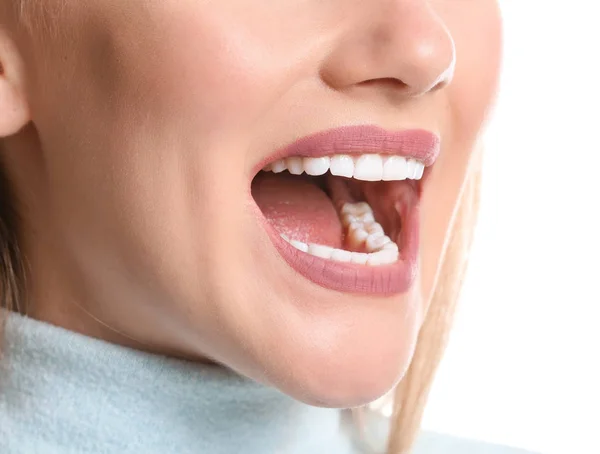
[263,154,424,181]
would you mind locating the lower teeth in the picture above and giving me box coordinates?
[281,201,399,266]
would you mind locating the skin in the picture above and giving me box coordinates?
[0,0,501,407]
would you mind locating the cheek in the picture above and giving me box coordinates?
[84,5,302,134]
[448,4,503,142]
[31,5,297,262]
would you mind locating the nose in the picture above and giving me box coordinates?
[320,1,456,98]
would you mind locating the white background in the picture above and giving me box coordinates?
[422,1,600,453]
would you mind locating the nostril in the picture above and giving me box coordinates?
[359,78,409,91]
[429,78,449,93]
[357,77,443,99]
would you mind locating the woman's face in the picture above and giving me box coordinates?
[2,0,501,406]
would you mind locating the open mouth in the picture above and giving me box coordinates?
[250,125,439,295]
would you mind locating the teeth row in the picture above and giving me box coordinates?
[263,154,425,181]
[340,202,398,256]
[282,235,399,266]
[281,201,399,266]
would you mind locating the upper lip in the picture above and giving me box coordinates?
[254,125,440,174]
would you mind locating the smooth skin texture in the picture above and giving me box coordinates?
[0,0,501,407]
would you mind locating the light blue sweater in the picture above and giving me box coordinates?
[0,312,539,454]
[0,312,357,454]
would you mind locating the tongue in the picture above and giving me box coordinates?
[251,172,343,249]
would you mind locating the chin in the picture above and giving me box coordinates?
[247,300,421,409]
[278,343,414,409]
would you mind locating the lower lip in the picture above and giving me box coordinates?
[258,198,420,295]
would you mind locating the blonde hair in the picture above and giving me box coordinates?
[387,151,481,453]
[0,155,28,319]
